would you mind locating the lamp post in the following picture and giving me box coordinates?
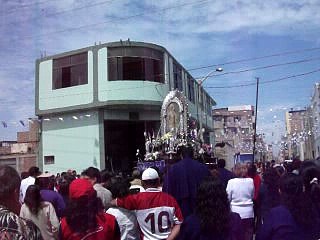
[252,77,259,163]
[197,67,223,143]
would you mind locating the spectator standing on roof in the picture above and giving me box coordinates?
[0,165,43,239]
[163,144,211,218]
[81,167,113,210]
[113,168,183,240]
[20,166,41,203]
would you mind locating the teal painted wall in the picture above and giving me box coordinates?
[97,48,169,102]
[41,110,101,174]
[38,51,94,111]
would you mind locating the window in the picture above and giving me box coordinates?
[173,62,183,91]
[52,52,88,89]
[44,155,55,165]
[187,76,195,103]
[108,47,164,83]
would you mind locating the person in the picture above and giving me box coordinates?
[256,173,320,240]
[258,167,282,224]
[60,178,120,239]
[130,169,145,193]
[217,159,235,188]
[163,144,211,217]
[82,167,113,209]
[35,172,66,219]
[113,168,183,240]
[0,165,43,239]
[226,164,254,240]
[20,166,41,203]
[20,184,59,239]
[178,176,244,240]
[107,178,140,240]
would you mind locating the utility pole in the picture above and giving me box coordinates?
[253,77,259,162]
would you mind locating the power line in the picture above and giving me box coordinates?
[3,0,56,15]
[2,0,117,27]
[194,56,320,80]
[21,0,212,40]
[206,68,320,89]
[187,47,320,72]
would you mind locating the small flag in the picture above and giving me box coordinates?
[1,121,7,128]
[19,120,25,126]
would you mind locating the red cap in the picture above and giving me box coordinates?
[69,178,95,199]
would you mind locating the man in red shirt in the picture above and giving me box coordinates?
[114,168,183,240]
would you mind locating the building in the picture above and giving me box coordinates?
[311,83,320,158]
[0,120,39,173]
[36,41,216,173]
[285,109,313,160]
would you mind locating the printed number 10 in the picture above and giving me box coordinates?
[145,211,171,233]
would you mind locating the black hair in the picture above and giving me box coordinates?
[109,178,130,198]
[65,192,103,233]
[28,166,40,177]
[247,163,257,177]
[217,159,226,168]
[280,173,317,230]
[24,185,43,216]
[195,177,230,236]
[82,167,101,183]
[35,176,54,190]
[0,165,21,202]
[181,145,194,158]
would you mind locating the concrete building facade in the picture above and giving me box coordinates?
[36,41,216,173]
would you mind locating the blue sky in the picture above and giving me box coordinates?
[1,0,320,146]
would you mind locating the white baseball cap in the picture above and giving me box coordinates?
[142,168,159,180]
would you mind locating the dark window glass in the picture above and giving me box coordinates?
[187,76,195,103]
[107,47,164,83]
[44,155,55,165]
[52,52,88,89]
[173,62,182,91]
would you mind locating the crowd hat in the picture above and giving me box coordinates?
[142,168,159,180]
[37,172,54,178]
[69,178,95,199]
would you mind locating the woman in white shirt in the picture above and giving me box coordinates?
[20,184,59,240]
[226,163,254,240]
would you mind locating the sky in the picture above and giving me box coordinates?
[0,0,320,148]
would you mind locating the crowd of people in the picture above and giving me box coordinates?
[1,145,320,239]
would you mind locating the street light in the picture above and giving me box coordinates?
[198,67,223,143]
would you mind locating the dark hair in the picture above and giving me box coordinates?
[247,164,257,177]
[28,166,41,177]
[195,177,230,236]
[262,168,281,207]
[109,178,130,198]
[82,167,101,183]
[300,164,320,211]
[21,171,29,179]
[181,145,194,158]
[142,179,159,188]
[280,173,317,229]
[217,159,226,168]
[35,176,54,190]
[0,165,21,202]
[65,192,103,233]
[24,185,43,215]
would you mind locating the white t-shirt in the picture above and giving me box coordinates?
[226,177,254,219]
[19,176,35,203]
[107,207,140,240]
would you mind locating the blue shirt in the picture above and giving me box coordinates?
[40,189,66,218]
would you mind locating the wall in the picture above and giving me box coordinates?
[38,51,94,111]
[41,110,101,174]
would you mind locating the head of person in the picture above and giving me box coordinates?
[300,164,320,206]
[81,167,101,185]
[280,173,316,229]
[247,163,257,178]
[35,172,55,190]
[141,168,160,189]
[0,165,21,213]
[24,184,43,215]
[28,166,41,178]
[233,163,248,178]
[109,178,131,199]
[195,177,230,235]
[131,169,141,180]
[65,178,102,233]
[181,144,194,159]
[217,159,226,169]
